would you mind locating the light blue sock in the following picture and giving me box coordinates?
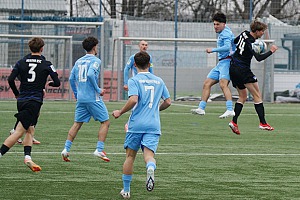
[226,100,233,111]
[97,141,104,152]
[146,162,156,170]
[122,174,132,192]
[64,140,72,152]
[199,101,206,110]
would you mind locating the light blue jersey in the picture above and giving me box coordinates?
[127,72,170,134]
[212,25,236,60]
[69,54,102,102]
[123,53,153,85]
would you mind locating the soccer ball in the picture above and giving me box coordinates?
[252,40,267,54]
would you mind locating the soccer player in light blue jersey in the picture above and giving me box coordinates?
[61,36,110,162]
[191,12,236,119]
[112,51,171,199]
[123,40,153,91]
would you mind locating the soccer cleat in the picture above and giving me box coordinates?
[191,108,205,115]
[229,121,240,135]
[93,150,110,162]
[259,123,274,131]
[32,138,41,145]
[24,158,42,172]
[61,149,70,162]
[120,189,130,199]
[146,167,155,191]
[219,110,235,119]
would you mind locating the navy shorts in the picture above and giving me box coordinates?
[15,100,42,130]
[229,62,258,90]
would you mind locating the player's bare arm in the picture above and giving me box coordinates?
[112,95,138,118]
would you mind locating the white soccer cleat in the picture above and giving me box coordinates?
[61,148,70,162]
[120,189,130,199]
[219,110,235,119]
[93,150,110,162]
[146,167,155,191]
[191,108,205,115]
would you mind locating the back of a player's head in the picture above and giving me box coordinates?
[250,20,268,32]
[212,12,226,23]
[134,51,150,70]
[82,36,98,52]
[28,37,44,53]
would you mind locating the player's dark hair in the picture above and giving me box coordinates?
[28,37,45,53]
[250,20,268,32]
[82,36,98,52]
[134,51,150,70]
[212,12,226,23]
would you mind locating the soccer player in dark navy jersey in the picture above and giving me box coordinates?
[0,37,60,172]
[228,20,278,135]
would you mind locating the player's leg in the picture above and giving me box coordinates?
[61,122,83,162]
[22,101,42,172]
[0,121,25,157]
[9,121,23,144]
[245,82,274,131]
[142,133,160,192]
[62,102,86,162]
[23,125,41,172]
[218,60,235,118]
[191,71,218,115]
[89,101,110,162]
[120,133,141,199]
[229,87,247,135]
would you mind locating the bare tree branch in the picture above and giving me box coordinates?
[84,0,97,15]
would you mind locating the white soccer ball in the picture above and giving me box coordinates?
[252,40,267,54]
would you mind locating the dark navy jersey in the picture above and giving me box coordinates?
[232,30,272,68]
[8,54,60,102]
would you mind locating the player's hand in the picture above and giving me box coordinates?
[123,85,128,91]
[100,89,106,96]
[43,89,46,98]
[112,110,121,119]
[206,48,213,53]
[270,45,278,53]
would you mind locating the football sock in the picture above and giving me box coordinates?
[254,102,266,124]
[146,162,156,170]
[226,100,233,111]
[199,101,206,110]
[25,155,32,160]
[0,144,10,156]
[122,174,132,192]
[96,141,104,152]
[64,140,72,152]
[232,102,243,124]
[24,146,32,156]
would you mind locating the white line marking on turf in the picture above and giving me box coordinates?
[7,152,300,156]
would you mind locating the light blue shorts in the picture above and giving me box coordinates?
[74,101,109,123]
[207,59,231,81]
[124,132,160,153]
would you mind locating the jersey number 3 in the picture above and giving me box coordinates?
[28,63,37,82]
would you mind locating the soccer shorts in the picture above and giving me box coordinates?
[229,62,258,89]
[15,100,42,130]
[207,59,231,81]
[124,132,160,153]
[74,101,109,123]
